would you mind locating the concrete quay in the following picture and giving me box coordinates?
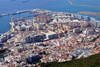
[77,11,100,16]
[0,10,31,17]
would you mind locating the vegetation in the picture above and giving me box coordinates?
[0,52,8,56]
[40,54,100,67]
[91,35,100,42]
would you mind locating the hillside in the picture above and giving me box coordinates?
[40,54,100,67]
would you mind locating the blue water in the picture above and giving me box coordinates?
[0,0,100,33]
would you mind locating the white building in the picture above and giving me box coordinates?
[83,29,94,35]
[42,30,58,40]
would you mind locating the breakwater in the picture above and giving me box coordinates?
[68,1,100,8]
[0,10,31,17]
[77,11,100,16]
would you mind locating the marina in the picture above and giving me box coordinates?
[0,0,99,33]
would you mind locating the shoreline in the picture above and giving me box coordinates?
[9,22,15,32]
[4,22,14,34]
[1,9,100,34]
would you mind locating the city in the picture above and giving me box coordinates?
[0,9,100,67]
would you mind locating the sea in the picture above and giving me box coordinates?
[0,0,100,33]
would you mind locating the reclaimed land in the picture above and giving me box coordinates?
[78,11,100,16]
[40,54,100,67]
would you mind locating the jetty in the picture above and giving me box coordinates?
[78,11,100,16]
[0,10,31,17]
[0,9,52,17]
[68,1,100,8]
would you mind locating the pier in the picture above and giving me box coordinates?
[0,10,31,17]
[0,9,51,17]
[68,1,100,8]
[77,11,100,16]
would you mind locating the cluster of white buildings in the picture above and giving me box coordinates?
[0,9,100,67]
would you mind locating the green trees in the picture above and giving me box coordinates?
[91,35,100,42]
[0,52,8,56]
[41,54,100,67]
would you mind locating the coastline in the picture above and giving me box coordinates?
[0,0,100,33]
[9,22,15,32]
[2,9,100,34]
[4,22,14,34]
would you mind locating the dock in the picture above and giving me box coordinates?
[0,10,31,17]
[0,9,52,17]
[77,11,100,16]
